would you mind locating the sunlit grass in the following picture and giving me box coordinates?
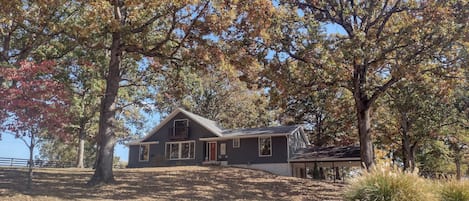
[344,164,435,201]
[438,180,469,201]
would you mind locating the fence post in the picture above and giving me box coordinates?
[10,158,13,166]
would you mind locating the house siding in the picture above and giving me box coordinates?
[226,136,288,165]
[127,113,218,168]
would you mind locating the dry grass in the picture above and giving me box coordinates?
[0,166,346,201]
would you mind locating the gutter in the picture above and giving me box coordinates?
[126,141,160,146]
[288,157,361,163]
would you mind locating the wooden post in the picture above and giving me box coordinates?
[332,162,335,183]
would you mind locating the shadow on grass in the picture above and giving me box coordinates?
[0,166,346,200]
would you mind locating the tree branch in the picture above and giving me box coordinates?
[367,76,399,108]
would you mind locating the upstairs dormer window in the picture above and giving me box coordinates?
[171,119,189,139]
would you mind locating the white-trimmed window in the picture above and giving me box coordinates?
[165,141,195,160]
[259,136,272,157]
[139,144,150,161]
[220,143,226,155]
[233,138,240,148]
[173,119,189,138]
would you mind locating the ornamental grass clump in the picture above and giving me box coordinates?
[344,164,435,201]
[439,180,469,201]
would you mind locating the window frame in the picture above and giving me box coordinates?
[172,119,189,137]
[165,140,196,160]
[233,138,240,148]
[220,143,226,155]
[258,136,272,157]
[138,144,150,162]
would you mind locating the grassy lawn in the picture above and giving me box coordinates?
[0,166,346,201]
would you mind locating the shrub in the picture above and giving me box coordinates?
[344,164,435,201]
[439,180,469,201]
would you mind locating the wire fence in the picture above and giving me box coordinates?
[0,157,74,168]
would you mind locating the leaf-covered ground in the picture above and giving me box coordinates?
[0,166,346,201]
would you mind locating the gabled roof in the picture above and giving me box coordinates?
[222,125,301,137]
[130,108,309,145]
[139,108,223,143]
[199,125,309,142]
[179,109,223,136]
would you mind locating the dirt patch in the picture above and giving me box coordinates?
[0,166,346,200]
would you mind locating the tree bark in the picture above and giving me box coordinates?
[455,150,461,180]
[357,106,374,169]
[402,132,411,171]
[76,121,85,168]
[27,133,34,190]
[88,29,122,187]
[87,0,123,186]
[400,112,417,172]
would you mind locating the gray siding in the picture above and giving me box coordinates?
[226,136,288,164]
[128,113,218,168]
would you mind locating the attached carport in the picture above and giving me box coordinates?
[289,146,361,181]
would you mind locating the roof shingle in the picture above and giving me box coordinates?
[221,125,300,137]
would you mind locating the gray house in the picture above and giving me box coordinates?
[127,108,361,177]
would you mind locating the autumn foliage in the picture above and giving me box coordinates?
[0,61,70,139]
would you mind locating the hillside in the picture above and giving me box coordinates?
[0,166,346,200]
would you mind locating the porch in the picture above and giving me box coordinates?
[289,146,361,181]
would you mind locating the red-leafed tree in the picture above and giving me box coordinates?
[0,61,71,190]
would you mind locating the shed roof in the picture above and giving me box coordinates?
[289,146,361,162]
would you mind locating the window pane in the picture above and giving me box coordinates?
[189,142,195,159]
[139,145,149,161]
[174,120,188,137]
[233,138,240,148]
[220,143,226,155]
[181,143,190,159]
[170,144,179,159]
[260,137,271,156]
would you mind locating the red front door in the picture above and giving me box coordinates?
[208,142,217,161]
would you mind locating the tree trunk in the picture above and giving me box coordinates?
[455,151,461,180]
[27,134,34,190]
[87,33,122,186]
[409,144,417,172]
[400,112,416,172]
[402,132,411,171]
[319,167,325,180]
[77,121,85,168]
[87,0,123,186]
[357,106,374,169]
[335,167,341,180]
[315,115,323,146]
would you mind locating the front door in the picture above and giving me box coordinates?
[207,142,217,161]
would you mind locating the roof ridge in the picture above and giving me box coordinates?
[178,108,218,123]
[177,108,223,136]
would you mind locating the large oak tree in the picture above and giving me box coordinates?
[70,0,274,185]
[266,0,468,168]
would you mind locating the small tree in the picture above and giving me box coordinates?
[0,61,70,190]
